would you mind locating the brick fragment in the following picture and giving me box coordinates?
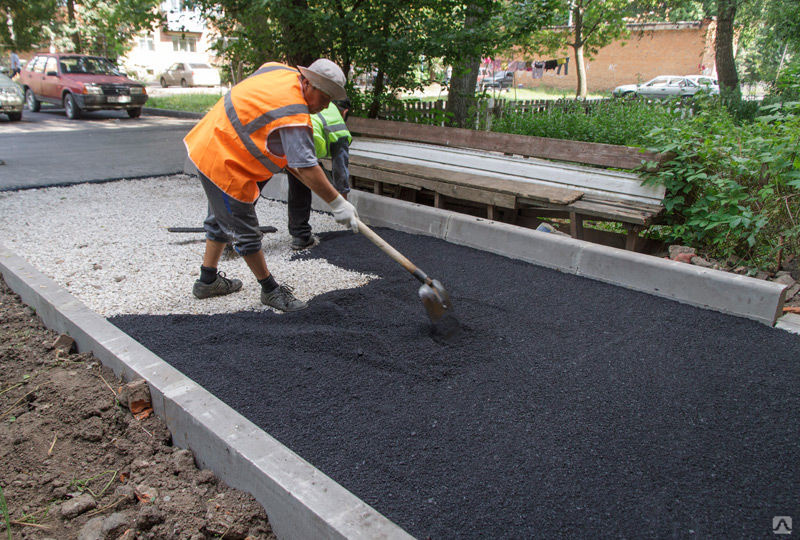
[52,334,76,354]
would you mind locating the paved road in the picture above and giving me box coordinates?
[0,106,199,190]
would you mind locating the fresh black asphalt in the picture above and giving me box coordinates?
[110,229,800,538]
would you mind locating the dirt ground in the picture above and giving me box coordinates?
[0,277,276,540]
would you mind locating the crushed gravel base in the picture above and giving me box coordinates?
[0,175,376,316]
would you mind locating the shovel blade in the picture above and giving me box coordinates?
[418,279,452,323]
[419,279,461,341]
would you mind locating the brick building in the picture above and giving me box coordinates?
[508,19,718,93]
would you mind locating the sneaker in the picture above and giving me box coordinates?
[192,272,243,299]
[261,284,308,312]
[291,235,316,251]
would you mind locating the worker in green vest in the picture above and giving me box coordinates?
[287,99,352,250]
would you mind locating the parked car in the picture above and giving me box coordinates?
[19,53,147,119]
[612,75,720,99]
[0,73,24,121]
[158,62,221,88]
[480,70,515,90]
[685,75,720,92]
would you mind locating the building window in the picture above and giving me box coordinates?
[138,34,155,51]
[172,36,197,52]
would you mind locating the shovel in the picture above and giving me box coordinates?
[357,219,459,337]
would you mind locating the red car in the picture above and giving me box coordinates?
[20,53,148,119]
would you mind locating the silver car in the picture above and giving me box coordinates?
[613,75,719,98]
[0,73,24,121]
[158,62,221,88]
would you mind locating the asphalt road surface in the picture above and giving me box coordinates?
[0,106,198,190]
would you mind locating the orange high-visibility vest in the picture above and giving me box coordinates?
[184,63,312,203]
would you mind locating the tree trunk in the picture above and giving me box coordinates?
[368,70,385,118]
[342,60,351,85]
[67,0,81,53]
[572,4,586,98]
[574,44,587,98]
[444,3,482,127]
[445,58,481,128]
[715,0,740,100]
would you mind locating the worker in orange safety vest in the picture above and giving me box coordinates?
[183,58,358,312]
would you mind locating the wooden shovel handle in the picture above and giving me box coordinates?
[357,219,429,284]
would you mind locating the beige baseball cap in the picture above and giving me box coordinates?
[298,59,347,101]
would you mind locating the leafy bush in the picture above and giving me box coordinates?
[491,98,688,146]
[770,58,800,101]
[642,96,800,267]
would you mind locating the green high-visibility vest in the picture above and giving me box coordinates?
[312,103,352,159]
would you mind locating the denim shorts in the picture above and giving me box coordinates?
[199,173,264,256]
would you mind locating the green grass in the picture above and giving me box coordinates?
[0,484,11,540]
[492,98,687,146]
[146,94,221,113]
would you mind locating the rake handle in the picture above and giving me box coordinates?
[357,219,430,285]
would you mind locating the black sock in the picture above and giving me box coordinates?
[200,265,217,284]
[258,274,278,293]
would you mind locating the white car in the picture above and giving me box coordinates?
[613,75,719,98]
[0,73,24,121]
[158,62,221,88]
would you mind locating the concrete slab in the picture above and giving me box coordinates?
[776,312,800,334]
[0,243,413,540]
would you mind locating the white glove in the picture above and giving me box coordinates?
[329,194,359,233]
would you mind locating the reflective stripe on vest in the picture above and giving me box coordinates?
[312,104,351,158]
[248,63,295,79]
[224,93,309,174]
[184,63,312,202]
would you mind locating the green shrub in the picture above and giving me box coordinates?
[642,97,800,267]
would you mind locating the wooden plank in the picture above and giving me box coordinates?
[349,164,517,208]
[347,116,665,170]
[624,224,640,251]
[518,198,656,225]
[352,139,665,204]
[569,212,585,240]
[350,155,582,205]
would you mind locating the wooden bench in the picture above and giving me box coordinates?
[341,117,669,251]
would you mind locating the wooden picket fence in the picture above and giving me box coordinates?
[380,98,607,129]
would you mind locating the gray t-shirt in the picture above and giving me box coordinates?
[266,126,318,169]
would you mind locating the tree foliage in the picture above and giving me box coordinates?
[1,0,161,59]
[0,0,58,51]
[517,0,639,98]
[188,0,533,123]
[740,0,800,85]
[67,0,163,59]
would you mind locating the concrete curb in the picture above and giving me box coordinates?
[143,107,203,119]
[0,243,413,540]
[261,177,787,326]
[776,312,800,334]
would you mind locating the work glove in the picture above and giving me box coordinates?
[329,194,359,233]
